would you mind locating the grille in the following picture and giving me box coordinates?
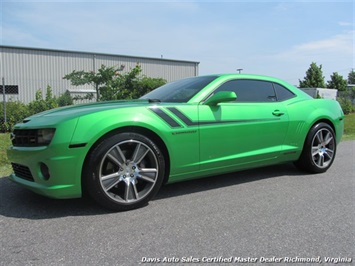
[11,163,34,182]
[11,129,38,147]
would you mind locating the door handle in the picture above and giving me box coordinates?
[272,110,284,117]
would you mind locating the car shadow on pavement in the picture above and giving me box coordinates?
[155,163,304,200]
[0,163,305,220]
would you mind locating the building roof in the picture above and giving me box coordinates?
[0,45,200,65]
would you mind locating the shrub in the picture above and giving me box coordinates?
[0,86,71,132]
[337,97,354,115]
[0,101,30,132]
[57,90,74,107]
[28,86,58,115]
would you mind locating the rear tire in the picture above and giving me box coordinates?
[294,122,336,173]
[83,132,165,211]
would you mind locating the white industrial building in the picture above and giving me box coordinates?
[0,45,199,103]
[301,88,338,100]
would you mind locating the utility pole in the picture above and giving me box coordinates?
[237,68,243,74]
[2,77,6,124]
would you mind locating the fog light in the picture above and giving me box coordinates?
[40,163,50,180]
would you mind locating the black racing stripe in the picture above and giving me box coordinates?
[199,118,280,125]
[167,107,197,126]
[149,108,182,128]
[168,107,280,126]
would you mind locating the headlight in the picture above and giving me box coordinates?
[37,129,56,145]
[11,128,56,147]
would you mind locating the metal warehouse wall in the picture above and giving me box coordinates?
[0,46,199,103]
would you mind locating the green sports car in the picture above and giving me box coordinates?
[7,74,344,211]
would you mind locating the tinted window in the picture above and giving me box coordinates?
[141,76,218,103]
[213,79,276,102]
[273,83,295,101]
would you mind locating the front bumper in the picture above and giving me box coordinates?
[7,143,86,199]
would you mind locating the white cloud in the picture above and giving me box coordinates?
[338,21,352,27]
[255,31,354,84]
[273,31,353,63]
[2,1,353,85]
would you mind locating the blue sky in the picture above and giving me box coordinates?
[1,0,354,85]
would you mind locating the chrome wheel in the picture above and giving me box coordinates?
[294,122,336,173]
[99,140,159,204]
[311,128,335,169]
[85,133,165,211]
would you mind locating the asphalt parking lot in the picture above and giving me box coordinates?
[1,141,354,266]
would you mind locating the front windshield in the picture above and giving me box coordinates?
[141,75,218,103]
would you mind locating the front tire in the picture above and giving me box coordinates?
[294,122,336,173]
[84,132,165,211]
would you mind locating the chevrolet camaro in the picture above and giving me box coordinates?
[7,74,344,211]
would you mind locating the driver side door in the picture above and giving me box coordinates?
[198,79,290,171]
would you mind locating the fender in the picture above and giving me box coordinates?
[285,99,344,148]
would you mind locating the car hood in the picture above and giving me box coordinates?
[26,99,152,119]
[15,99,162,128]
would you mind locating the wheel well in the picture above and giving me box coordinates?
[83,126,171,185]
[298,119,336,154]
[311,119,335,135]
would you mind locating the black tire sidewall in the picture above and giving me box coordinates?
[297,122,336,173]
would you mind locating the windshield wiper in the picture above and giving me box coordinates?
[148,99,161,103]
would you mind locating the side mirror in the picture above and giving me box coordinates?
[204,91,237,106]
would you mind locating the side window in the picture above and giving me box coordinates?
[213,79,276,102]
[273,83,295,101]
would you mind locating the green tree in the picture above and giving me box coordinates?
[102,65,166,100]
[100,65,142,100]
[348,69,355,84]
[65,64,166,101]
[63,64,124,101]
[299,62,326,88]
[57,90,74,107]
[28,85,58,115]
[44,85,58,109]
[327,72,347,91]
